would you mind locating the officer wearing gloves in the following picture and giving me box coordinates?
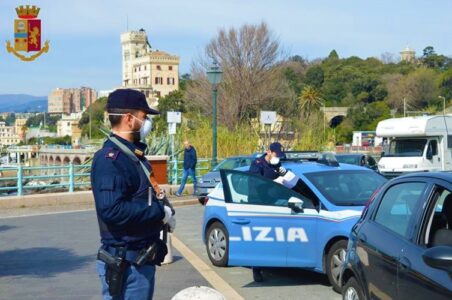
[248,142,286,282]
[91,89,175,300]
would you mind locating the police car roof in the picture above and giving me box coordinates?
[235,161,370,174]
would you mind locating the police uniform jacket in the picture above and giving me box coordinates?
[249,154,280,180]
[91,134,164,250]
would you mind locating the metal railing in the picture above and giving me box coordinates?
[168,158,212,185]
[0,164,91,196]
[0,158,213,196]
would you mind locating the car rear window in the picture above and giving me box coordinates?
[304,170,387,206]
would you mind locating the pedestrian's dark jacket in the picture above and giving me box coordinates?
[183,146,197,170]
[249,154,280,180]
[91,134,164,250]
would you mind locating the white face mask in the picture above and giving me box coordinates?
[270,156,280,165]
[109,113,153,141]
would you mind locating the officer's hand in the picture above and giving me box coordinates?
[278,166,287,176]
[156,190,166,200]
[162,206,173,224]
[167,216,176,232]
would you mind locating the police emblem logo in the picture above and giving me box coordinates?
[5,5,50,61]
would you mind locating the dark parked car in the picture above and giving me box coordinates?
[340,172,452,300]
[335,153,378,171]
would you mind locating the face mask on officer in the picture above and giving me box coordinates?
[270,156,280,165]
[109,113,153,143]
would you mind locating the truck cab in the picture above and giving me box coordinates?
[376,116,452,178]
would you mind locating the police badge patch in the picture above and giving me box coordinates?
[6,5,50,62]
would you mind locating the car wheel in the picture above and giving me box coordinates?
[342,277,365,300]
[326,239,348,292]
[206,222,229,267]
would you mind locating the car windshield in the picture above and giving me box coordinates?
[212,158,238,171]
[336,155,360,165]
[386,139,426,157]
[304,170,386,206]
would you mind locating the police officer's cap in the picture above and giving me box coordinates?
[269,142,285,158]
[107,89,159,115]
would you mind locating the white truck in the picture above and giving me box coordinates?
[376,115,452,177]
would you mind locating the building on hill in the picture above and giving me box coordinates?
[48,87,97,114]
[14,118,27,142]
[0,121,20,147]
[400,46,416,63]
[121,29,180,105]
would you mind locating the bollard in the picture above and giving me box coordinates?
[161,231,174,264]
[171,286,226,300]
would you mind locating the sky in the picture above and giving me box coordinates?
[0,0,451,96]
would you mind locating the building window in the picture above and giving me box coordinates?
[169,66,173,71]
[157,65,161,70]
[167,77,175,85]
[154,77,163,85]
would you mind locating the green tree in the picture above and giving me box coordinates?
[327,49,339,60]
[79,97,108,139]
[298,85,323,117]
[154,90,186,133]
[305,66,324,89]
[439,69,452,100]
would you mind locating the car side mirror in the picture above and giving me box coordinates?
[422,246,452,273]
[288,197,304,213]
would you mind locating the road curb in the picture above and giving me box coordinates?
[0,190,199,209]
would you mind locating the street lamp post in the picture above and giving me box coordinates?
[439,96,446,115]
[206,60,223,168]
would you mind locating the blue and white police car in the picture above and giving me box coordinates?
[202,155,386,291]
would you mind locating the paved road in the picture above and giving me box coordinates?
[174,205,341,300]
[0,210,209,300]
[0,203,341,299]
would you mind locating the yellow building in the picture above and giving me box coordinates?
[121,29,180,105]
[14,118,27,142]
[0,121,20,147]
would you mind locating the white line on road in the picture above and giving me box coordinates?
[0,208,95,219]
[172,234,244,300]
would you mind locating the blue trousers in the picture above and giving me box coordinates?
[177,168,196,194]
[96,260,156,300]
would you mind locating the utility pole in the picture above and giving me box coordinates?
[403,97,406,117]
[89,106,92,140]
[439,96,446,115]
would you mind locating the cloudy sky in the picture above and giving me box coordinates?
[0,0,451,96]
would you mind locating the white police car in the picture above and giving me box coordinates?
[202,155,386,291]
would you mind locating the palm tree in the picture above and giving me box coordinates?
[298,85,323,118]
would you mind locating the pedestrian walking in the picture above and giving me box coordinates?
[175,140,197,196]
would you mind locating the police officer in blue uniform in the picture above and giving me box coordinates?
[248,142,286,282]
[91,89,175,300]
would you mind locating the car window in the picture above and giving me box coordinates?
[336,155,359,165]
[223,170,315,209]
[428,140,438,156]
[424,187,452,247]
[304,170,386,206]
[374,182,426,238]
[213,158,238,171]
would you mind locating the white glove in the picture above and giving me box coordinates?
[162,206,172,224]
[167,216,176,232]
[278,166,287,176]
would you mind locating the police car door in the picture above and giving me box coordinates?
[220,169,317,267]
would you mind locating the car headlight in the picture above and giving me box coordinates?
[198,178,203,184]
[378,164,385,169]
[403,164,417,169]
